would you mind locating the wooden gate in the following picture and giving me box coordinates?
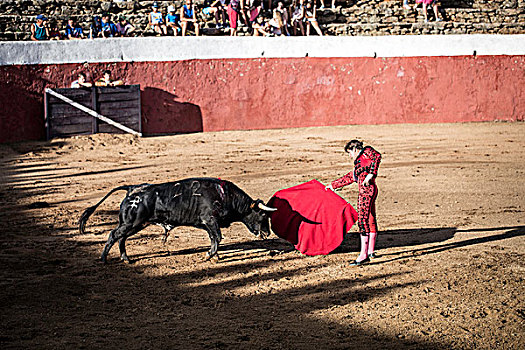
[44,85,141,140]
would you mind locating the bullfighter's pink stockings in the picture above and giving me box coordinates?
[357,234,370,262]
[367,231,377,256]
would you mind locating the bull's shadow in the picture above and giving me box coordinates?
[130,237,295,264]
[141,87,203,135]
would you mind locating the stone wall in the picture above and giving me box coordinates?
[0,0,524,40]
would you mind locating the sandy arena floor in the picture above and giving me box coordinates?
[0,122,523,349]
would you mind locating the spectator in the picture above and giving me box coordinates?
[116,16,136,37]
[65,18,84,40]
[403,0,410,10]
[305,1,323,36]
[202,0,228,29]
[180,0,201,36]
[252,15,270,36]
[101,13,117,38]
[290,0,305,36]
[319,0,335,10]
[89,16,102,39]
[245,0,262,33]
[71,72,93,88]
[149,2,167,35]
[95,70,124,87]
[274,2,290,36]
[416,0,442,22]
[166,5,181,35]
[267,8,285,36]
[30,14,49,41]
[227,0,243,36]
[48,20,62,40]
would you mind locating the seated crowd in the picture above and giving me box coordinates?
[31,13,136,40]
[31,0,327,39]
[70,70,124,88]
[30,0,442,40]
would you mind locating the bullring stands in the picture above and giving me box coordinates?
[0,0,523,40]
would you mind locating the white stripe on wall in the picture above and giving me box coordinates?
[1,34,524,66]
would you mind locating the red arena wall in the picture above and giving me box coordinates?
[0,55,524,143]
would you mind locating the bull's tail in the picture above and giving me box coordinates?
[78,185,131,234]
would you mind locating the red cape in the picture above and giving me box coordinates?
[268,180,358,256]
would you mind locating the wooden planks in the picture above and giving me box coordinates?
[45,85,141,139]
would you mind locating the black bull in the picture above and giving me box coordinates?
[78,178,277,263]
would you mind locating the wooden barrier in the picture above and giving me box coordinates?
[44,85,141,140]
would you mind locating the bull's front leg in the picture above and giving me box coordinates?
[119,237,131,263]
[161,224,172,244]
[203,219,222,262]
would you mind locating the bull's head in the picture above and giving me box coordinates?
[243,200,277,239]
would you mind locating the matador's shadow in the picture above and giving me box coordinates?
[335,227,458,254]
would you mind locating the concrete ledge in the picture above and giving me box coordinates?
[1,35,525,66]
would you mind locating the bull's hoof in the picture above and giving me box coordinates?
[121,255,133,264]
[204,252,220,263]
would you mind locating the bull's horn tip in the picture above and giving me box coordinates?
[258,202,277,211]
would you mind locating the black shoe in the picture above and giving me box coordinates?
[368,252,379,259]
[349,257,370,266]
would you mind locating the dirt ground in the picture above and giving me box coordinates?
[0,122,523,349]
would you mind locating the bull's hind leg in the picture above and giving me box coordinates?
[101,224,138,263]
[101,227,119,263]
[204,220,222,262]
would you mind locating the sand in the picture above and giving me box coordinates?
[0,122,523,349]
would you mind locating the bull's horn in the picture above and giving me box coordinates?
[258,202,277,212]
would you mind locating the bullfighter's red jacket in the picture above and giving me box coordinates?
[331,146,382,189]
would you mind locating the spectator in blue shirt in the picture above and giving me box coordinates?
[149,2,167,35]
[89,16,102,38]
[180,0,201,36]
[101,14,117,38]
[30,14,49,41]
[166,5,181,36]
[65,18,84,39]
